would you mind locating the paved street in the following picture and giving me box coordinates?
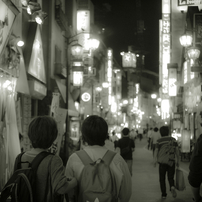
[129,137,196,202]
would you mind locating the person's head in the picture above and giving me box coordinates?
[28,116,58,149]
[150,127,153,130]
[154,127,158,132]
[159,126,169,137]
[81,115,108,146]
[122,127,130,136]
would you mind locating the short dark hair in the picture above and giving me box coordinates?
[159,126,169,137]
[81,115,108,146]
[28,116,58,149]
[122,128,130,136]
[154,127,158,132]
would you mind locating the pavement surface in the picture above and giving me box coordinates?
[129,137,198,202]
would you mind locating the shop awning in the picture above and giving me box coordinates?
[56,79,79,117]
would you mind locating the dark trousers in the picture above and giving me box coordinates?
[159,163,175,196]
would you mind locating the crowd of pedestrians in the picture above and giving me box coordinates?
[2,114,202,202]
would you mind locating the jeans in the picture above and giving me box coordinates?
[159,163,175,196]
[125,159,133,175]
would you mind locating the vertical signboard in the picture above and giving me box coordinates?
[168,66,177,96]
[107,49,113,105]
[194,13,202,45]
[77,10,90,51]
[161,0,170,95]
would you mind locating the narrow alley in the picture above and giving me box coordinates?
[129,137,195,202]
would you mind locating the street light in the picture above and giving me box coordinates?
[151,94,157,99]
[179,32,193,47]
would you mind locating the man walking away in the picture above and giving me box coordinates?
[117,128,135,175]
[188,114,202,202]
[151,127,161,156]
[154,126,180,199]
[147,127,153,150]
[65,116,132,202]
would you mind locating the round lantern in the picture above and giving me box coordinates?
[179,33,193,47]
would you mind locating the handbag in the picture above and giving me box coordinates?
[175,168,186,191]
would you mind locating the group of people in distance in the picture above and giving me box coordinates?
[6,114,202,202]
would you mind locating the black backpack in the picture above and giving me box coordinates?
[0,151,53,202]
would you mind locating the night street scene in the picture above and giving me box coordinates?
[0,0,202,202]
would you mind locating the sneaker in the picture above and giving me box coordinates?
[162,194,167,199]
[171,187,177,198]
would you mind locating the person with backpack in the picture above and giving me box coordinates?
[65,115,132,202]
[188,114,202,202]
[0,115,77,202]
[116,128,135,176]
[153,126,180,199]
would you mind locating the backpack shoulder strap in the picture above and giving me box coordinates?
[102,150,116,165]
[76,150,93,165]
[31,151,54,170]
[14,152,25,170]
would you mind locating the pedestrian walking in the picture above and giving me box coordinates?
[151,127,161,156]
[65,115,132,202]
[188,120,202,202]
[153,126,180,199]
[1,116,77,202]
[117,127,135,175]
[147,127,153,150]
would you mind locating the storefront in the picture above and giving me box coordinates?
[0,0,21,190]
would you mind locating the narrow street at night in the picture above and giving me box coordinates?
[129,137,195,202]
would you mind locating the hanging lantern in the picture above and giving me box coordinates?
[187,46,200,62]
[88,38,100,50]
[70,43,83,60]
[179,33,193,47]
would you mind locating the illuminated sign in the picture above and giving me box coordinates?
[121,52,136,68]
[178,0,202,6]
[161,0,170,95]
[184,61,188,84]
[168,65,177,96]
[107,49,113,105]
[161,99,170,119]
[77,10,90,33]
[73,71,83,86]
[81,92,91,102]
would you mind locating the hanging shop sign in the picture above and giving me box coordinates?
[28,26,46,84]
[194,13,202,46]
[28,79,47,100]
[121,51,136,69]
[178,0,202,6]
[81,92,91,102]
[77,10,90,51]
[161,14,170,94]
[168,63,177,97]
